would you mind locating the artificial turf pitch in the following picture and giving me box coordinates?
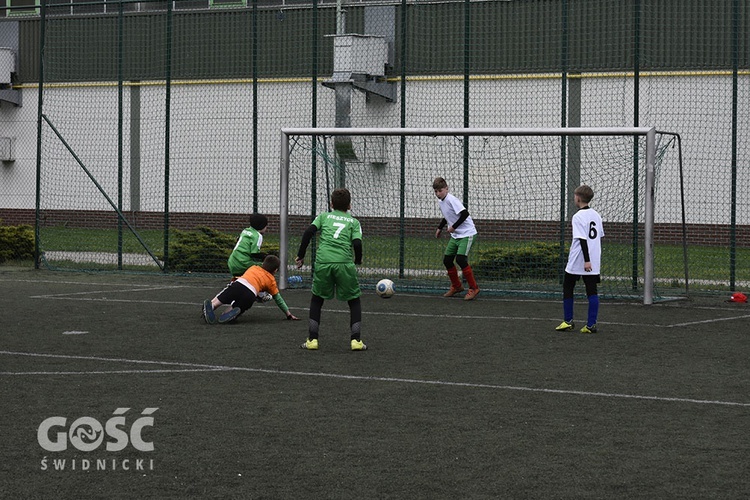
[1,267,748,498]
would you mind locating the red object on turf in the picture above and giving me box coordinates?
[729,292,747,303]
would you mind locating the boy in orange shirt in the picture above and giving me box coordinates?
[203,255,299,324]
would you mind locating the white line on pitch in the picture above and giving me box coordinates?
[30,285,190,298]
[0,368,228,375]
[29,296,200,306]
[0,278,185,287]
[28,290,749,327]
[29,295,643,326]
[665,313,750,328]
[1,350,747,408]
[320,308,644,326]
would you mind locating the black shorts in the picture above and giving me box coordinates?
[216,281,256,312]
[563,272,600,297]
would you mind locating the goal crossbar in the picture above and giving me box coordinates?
[279,126,657,304]
[281,126,655,137]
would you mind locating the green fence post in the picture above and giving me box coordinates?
[559,0,569,281]
[163,0,173,273]
[117,0,124,270]
[632,0,641,291]
[253,0,259,214]
[463,0,470,208]
[34,0,47,270]
[730,0,739,290]
[398,0,407,279]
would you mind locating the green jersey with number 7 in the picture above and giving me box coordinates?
[312,210,363,264]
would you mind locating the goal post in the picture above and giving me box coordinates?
[280,127,658,304]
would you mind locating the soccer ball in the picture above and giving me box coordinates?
[376,279,395,298]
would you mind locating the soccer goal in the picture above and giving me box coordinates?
[279,127,675,304]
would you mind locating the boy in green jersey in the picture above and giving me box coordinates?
[228,213,269,277]
[295,188,366,351]
[225,213,274,304]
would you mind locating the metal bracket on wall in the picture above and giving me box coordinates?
[323,73,396,103]
[0,86,22,107]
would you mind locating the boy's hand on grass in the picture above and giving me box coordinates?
[286,313,299,321]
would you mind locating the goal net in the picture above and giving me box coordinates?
[280,127,676,304]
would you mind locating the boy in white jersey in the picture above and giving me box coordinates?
[556,185,604,334]
[433,177,480,300]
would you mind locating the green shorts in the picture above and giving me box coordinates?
[444,234,476,257]
[229,258,263,277]
[312,262,362,301]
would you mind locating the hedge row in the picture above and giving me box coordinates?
[0,221,34,263]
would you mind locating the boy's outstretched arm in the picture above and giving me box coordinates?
[295,224,317,268]
[352,238,362,265]
[272,293,299,320]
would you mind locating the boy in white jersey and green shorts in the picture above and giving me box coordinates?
[295,188,366,351]
[433,177,480,300]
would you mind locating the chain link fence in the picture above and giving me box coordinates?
[0,0,747,297]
